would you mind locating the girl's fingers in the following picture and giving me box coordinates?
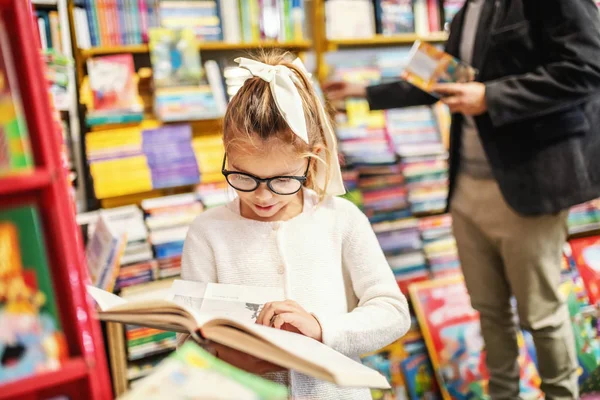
[256,302,299,326]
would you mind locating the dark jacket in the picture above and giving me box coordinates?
[366,0,600,216]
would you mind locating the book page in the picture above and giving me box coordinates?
[168,280,285,323]
[86,284,127,311]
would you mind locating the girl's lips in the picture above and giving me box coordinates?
[255,204,275,211]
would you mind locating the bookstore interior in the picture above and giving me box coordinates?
[2,0,600,399]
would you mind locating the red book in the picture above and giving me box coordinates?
[427,0,441,33]
[569,236,600,304]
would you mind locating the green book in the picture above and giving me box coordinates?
[120,342,289,400]
[127,331,177,348]
[0,204,66,383]
[0,205,61,325]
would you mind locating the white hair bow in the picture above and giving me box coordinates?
[234,57,346,197]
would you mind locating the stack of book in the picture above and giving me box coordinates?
[142,193,205,279]
[358,164,409,223]
[419,214,461,278]
[149,28,226,122]
[86,123,201,198]
[195,181,230,209]
[78,206,155,291]
[387,106,448,215]
[126,325,178,363]
[72,0,161,47]
[341,168,363,208]
[568,199,600,236]
[192,133,226,184]
[117,260,157,291]
[143,125,201,189]
[373,218,429,294]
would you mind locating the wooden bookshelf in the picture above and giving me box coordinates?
[79,40,313,60]
[326,32,448,50]
[31,0,58,5]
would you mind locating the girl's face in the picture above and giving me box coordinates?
[226,141,308,222]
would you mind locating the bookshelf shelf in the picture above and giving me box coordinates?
[0,358,89,400]
[31,0,58,5]
[79,40,313,60]
[0,168,54,196]
[326,32,448,50]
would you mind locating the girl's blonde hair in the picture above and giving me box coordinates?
[223,50,335,199]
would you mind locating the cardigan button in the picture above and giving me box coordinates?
[272,222,280,231]
[277,265,284,274]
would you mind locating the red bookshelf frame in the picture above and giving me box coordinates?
[0,1,112,399]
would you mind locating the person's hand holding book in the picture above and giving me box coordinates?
[256,300,323,342]
[432,82,488,116]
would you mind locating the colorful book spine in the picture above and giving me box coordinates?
[291,0,304,40]
[84,0,98,46]
[117,0,126,45]
[131,0,141,44]
[139,0,149,42]
[427,0,441,32]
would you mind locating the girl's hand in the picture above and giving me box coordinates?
[208,343,286,375]
[256,300,323,342]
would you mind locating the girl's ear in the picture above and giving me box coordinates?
[312,144,325,156]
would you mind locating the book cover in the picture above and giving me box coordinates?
[85,214,127,292]
[148,28,203,88]
[0,205,68,383]
[378,0,415,35]
[401,353,441,399]
[87,54,142,112]
[0,19,33,176]
[410,276,542,400]
[569,236,600,305]
[119,341,289,399]
[401,41,476,96]
[559,280,600,384]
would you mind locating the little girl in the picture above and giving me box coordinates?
[181,51,410,399]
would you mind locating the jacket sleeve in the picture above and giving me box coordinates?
[313,203,411,358]
[366,80,438,110]
[485,0,600,127]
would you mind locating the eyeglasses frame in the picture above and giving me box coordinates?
[221,153,312,195]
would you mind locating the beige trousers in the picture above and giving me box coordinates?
[450,173,579,400]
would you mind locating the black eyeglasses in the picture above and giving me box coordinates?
[221,154,311,195]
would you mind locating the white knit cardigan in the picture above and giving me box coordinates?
[180,188,410,400]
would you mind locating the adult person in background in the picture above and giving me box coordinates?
[323,0,600,398]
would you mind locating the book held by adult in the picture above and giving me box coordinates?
[401,41,477,97]
[86,280,392,389]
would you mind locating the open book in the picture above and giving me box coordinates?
[86,283,391,389]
